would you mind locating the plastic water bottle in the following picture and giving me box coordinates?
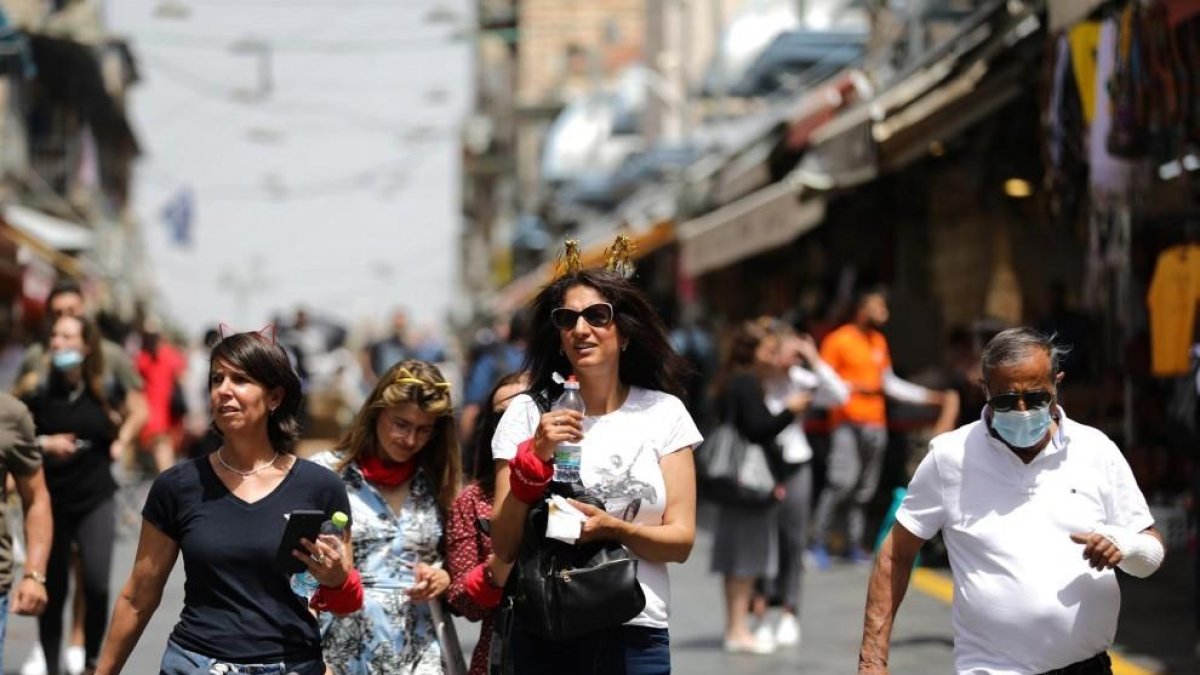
[290,511,349,599]
[552,376,586,483]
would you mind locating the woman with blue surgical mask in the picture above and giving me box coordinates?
[15,315,125,675]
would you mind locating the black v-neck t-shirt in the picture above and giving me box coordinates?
[142,455,351,662]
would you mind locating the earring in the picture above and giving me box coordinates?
[621,343,628,352]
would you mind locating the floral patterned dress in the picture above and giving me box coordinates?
[309,451,445,675]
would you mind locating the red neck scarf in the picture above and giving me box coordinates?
[357,453,416,488]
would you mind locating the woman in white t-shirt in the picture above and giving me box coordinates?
[490,267,702,675]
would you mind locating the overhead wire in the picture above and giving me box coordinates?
[131,0,462,203]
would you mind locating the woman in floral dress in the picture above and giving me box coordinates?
[310,360,462,674]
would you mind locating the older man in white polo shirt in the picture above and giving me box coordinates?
[857,328,1165,675]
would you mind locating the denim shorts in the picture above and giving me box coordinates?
[159,640,324,675]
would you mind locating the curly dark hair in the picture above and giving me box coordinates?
[209,332,304,453]
[524,269,689,403]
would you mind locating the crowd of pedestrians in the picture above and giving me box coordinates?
[0,251,1172,674]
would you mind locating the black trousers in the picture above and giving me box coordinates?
[1038,652,1112,675]
[39,498,115,675]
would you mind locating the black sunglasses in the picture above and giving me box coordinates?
[987,390,1054,413]
[550,303,615,331]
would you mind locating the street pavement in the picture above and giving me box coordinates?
[4,490,1195,674]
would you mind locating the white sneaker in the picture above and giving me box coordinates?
[65,645,86,675]
[776,612,802,646]
[723,636,776,655]
[752,617,776,648]
[20,645,47,675]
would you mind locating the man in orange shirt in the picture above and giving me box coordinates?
[811,289,949,568]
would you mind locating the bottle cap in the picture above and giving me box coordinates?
[330,511,350,528]
[565,375,579,388]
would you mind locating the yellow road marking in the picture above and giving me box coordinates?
[909,568,1159,675]
[911,567,953,604]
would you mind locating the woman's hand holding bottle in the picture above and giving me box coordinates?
[296,530,351,589]
[532,409,584,461]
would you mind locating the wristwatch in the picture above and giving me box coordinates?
[24,570,46,584]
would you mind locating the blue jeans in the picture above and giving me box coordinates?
[0,591,9,674]
[511,625,670,675]
[159,640,324,675]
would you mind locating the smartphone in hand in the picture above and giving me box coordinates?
[275,510,326,575]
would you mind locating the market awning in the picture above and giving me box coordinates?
[874,53,1032,172]
[788,0,1041,190]
[679,181,825,277]
[783,70,870,152]
[2,204,94,251]
[493,220,676,314]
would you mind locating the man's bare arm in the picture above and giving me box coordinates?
[859,523,926,674]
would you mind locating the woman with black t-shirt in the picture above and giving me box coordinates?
[20,315,122,675]
[95,330,357,675]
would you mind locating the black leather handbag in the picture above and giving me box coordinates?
[506,490,646,642]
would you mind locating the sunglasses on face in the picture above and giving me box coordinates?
[550,303,615,331]
[987,390,1054,413]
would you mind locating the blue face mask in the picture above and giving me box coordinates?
[990,406,1053,449]
[51,349,84,370]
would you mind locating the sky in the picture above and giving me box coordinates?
[106,0,471,340]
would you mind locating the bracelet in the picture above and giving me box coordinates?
[24,570,46,584]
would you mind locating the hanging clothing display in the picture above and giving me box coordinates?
[1089,17,1138,198]
[1147,243,1200,376]
[1068,21,1101,123]
[1046,33,1088,223]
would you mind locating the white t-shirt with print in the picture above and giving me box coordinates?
[492,386,703,630]
[896,408,1154,674]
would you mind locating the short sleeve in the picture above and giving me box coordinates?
[491,394,539,461]
[142,469,182,540]
[4,401,42,477]
[656,394,703,459]
[894,444,945,540]
[302,458,353,528]
[323,481,352,529]
[1101,443,1154,533]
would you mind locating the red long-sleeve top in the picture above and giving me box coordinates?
[446,482,499,675]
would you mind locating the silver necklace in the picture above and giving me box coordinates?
[216,448,279,477]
